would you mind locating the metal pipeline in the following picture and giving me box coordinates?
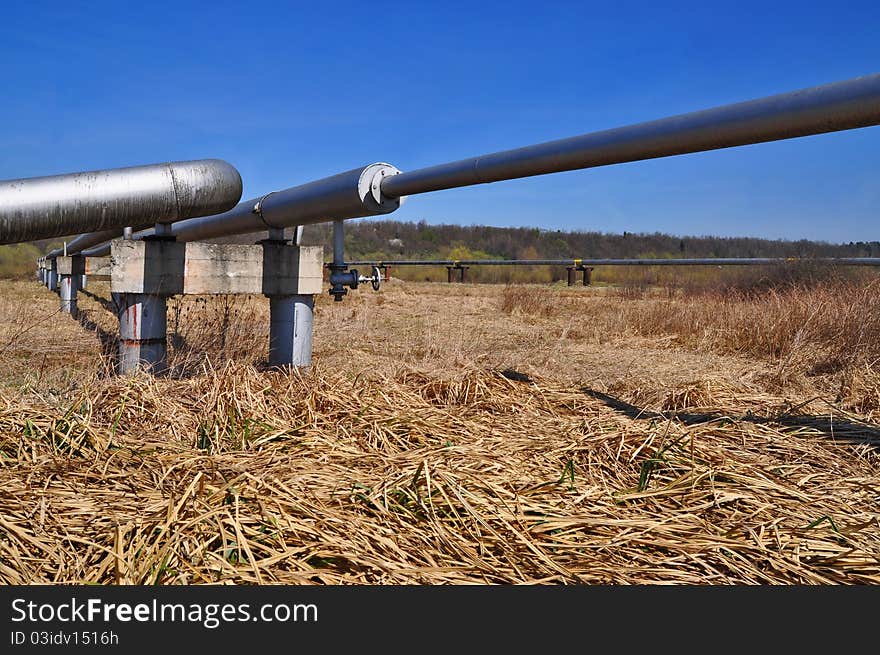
[76,163,401,257]
[49,229,125,259]
[1,159,242,245]
[379,73,880,198]
[346,258,880,267]
[70,73,880,259]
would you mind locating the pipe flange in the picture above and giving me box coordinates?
[359,163,404,214]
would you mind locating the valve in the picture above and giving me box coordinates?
[328,220,381,301]
[328,266,358,301]
[359,265,382,291]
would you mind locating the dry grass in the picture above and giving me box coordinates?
[1,278,879,584]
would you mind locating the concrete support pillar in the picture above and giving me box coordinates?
[59,274,77,314]
[268,294,315,367]
[109,238,322,376]
[567,265,593,286]
[116,293,168,374]
[447,265,468,283]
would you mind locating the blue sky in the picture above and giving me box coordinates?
[1,1,878,243]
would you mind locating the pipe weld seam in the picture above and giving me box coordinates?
[167,163,183,222]
[253,191,281,229]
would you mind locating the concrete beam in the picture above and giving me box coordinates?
[110,240,323,296]
[85,256,111,277]
[56,255,85,276]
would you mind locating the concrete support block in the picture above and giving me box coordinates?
[56,255,85,277]
[85,256,112,278]
[109,239,324,375]
[111,240,323,295]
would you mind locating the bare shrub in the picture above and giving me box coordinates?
[499,284,556,317]
[168,295,268,373]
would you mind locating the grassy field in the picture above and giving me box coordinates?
[1,275,879,584]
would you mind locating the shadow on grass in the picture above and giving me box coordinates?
[79,288,118,314]
[582,388,880,447]
[74,309,119,377]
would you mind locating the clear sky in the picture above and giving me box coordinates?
[1,1,878,243]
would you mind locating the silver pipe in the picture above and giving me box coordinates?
[1,159,242,246]
[380,73,880,198]
[345,258,880,266]
[81,243,112,258]
[78,164,402,257]
[70,73,880,259]
[49,229,123,259]
[154,163,401,242]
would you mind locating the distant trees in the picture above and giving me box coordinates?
[298,220,864,263]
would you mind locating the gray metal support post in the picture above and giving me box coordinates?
[446,266,455,284]
[459,266,468,283]
[567,267,576,286]
[583,267,593,286]
[59,274,77,314]
[265,231,316,367]
[56,255,84,313]
[268,295,315,367]
[116,293,168,374]
[46,261,58,292]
